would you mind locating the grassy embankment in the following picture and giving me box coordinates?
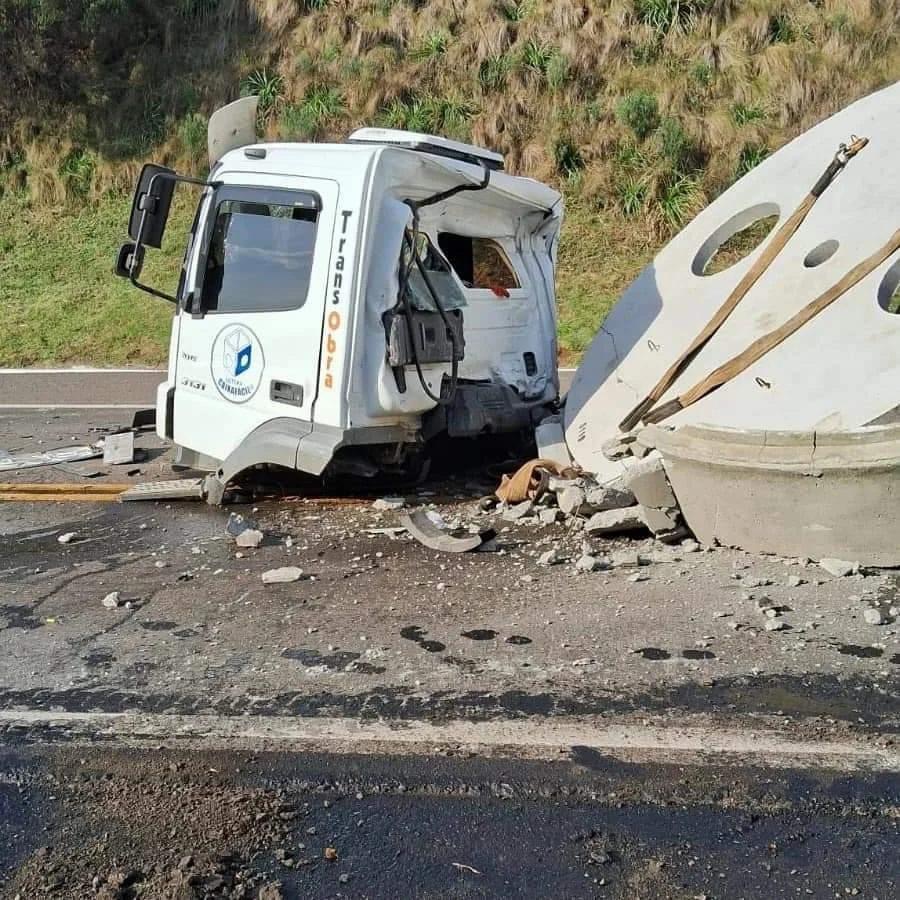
[1,0,896,366]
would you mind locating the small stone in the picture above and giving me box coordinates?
[863,607,885,626]
[764,619,786,631]
[575,554,607,573]
[786,575,805,588]
[538,548,563,567]
[57,532,77,544]
[338,874,350,884]
[502,500,534,522]
[819,558,858,578]
[681,539,701,553]
[627,572,649,583]
[324,847,338,861]
[609,550,648,568]
[235,529,264,549]
[261,567,304,585]
[101,591,121,609]
[373,496,405,511]
[154,560,168,569]
[479,495,499,512]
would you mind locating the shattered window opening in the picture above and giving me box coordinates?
[437,233,521,292]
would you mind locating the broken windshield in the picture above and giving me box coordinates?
[200,193,319,313]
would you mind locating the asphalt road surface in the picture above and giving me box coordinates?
[0,386,897,898]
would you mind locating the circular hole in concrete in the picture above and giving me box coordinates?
[877,257,900,314]
[692,203,780,276]
[803,239,839,268]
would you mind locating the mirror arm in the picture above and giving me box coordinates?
[129,174,221,305]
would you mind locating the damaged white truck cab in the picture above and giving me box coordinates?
[116,99,562,503]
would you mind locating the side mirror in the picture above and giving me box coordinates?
[128,163,176,249]
[115,241,145,279]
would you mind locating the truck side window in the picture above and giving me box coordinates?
[401,231,467,312]
[201,198,319,313]
[437,234,521,291]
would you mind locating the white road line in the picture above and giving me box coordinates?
[0,368,164,375]
[1,710,896,772]
[0,403,150,410]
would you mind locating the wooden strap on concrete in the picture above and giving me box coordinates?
[619,136,869,432]
[644,227,900,424]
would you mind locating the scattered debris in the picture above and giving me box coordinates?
[261,567,304,585]
[401,510,495,554]
[0,445,102,472]
[102,431,135,465]
[373,496,406,511]
[57,532,77,544]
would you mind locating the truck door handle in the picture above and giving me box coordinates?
[270,380,303,406]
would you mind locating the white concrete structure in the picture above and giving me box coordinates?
[566,81,900,481]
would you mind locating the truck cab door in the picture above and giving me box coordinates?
[171,178,339,465]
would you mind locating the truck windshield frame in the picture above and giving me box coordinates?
[195,185,322,316]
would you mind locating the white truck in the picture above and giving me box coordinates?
[116,99,562,502]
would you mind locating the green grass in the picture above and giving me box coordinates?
[0,188,651,367]
[0,192,190,365]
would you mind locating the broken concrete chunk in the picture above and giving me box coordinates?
[639,505,680,535]
[261,567,304,584]
[786,575,805,588]
[584,507,646,536]
[538,507,562,525]
[623,456,677,509]
[575,554,608,572]
[101,591,121,609]
[584,483,636,512]
[863,607,885,625]
[502,500,534,522]
[818,558,859,578]
[764,619,787,631]
[610,550,649,568]
[102,431,135,465]
[373,496,406,511]
[627,572,649,583]
[557,486,587,517]
[681,539,701,553]
[57,532,77,544]
[235,529,264,549]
